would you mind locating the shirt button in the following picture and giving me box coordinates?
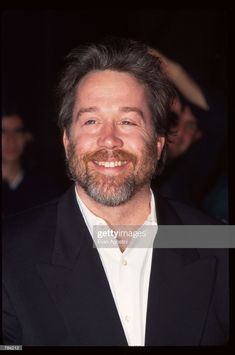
[124,315,129,322]
[122,259,127,266]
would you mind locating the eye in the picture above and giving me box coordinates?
[84,119,97,125]
[121,120,137,126]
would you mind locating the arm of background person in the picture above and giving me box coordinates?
[149,48,209,110]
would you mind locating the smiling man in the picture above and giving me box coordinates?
[64,69,164,218]
[2,38,229,346]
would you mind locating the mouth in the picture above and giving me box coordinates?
[94,160,128,168]
[89,159,131,176]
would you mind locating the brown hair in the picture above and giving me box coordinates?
[57,37,176,174]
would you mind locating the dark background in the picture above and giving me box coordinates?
[1,9,228,190]
[2,9,235,349]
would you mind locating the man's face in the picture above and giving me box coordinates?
[2,115,30,164]
[63,70,165,206]
[168,100,202,158]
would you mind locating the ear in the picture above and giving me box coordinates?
[156,136,165,160]
[63,130,69,158]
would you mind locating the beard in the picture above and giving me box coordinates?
[65,138,158,207]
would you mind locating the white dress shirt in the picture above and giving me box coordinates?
[75,187,158,346]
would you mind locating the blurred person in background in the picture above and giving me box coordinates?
[150,49,228,221]
[167,97,202,159]
[2,112,62,217]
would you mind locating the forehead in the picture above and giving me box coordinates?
[75,70,148,104]
[2,115,24,128]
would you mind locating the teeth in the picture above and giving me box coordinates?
[95,161,127,168]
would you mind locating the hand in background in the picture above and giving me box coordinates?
[149,48,209,110]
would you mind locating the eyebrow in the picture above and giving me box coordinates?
[75,106,145,121]
[75,107,99,121]
[119,107,145,120]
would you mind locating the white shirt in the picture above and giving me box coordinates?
[7,171,24,190]
[75,187,158,346]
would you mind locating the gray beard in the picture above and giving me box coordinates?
[78,172,144,207]
[66,141,157,207]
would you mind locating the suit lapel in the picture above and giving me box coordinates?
[37,186,127,346]
[145,191,217,345]
[145,248,216,346]
[36,186,217,346]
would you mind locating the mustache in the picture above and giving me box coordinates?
[83,149,137,164]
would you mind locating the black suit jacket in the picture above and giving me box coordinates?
[2,186,229,346]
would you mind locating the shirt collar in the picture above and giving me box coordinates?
[75,185,157,230]
[75,186,158,256]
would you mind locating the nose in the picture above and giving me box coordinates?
[97,122,123,149]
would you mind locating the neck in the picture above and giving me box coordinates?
[76,183,152,227]
[2,161,22,184]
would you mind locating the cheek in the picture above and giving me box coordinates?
[70,139,95,161]
[69,130,90,150]
[125,131,152,148]
[12,139,25,153]
[185,130,196,142]
[2,138,6,148]
[76,139,94,156]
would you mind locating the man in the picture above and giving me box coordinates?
[2,38,229,346]
[2,113,62,217]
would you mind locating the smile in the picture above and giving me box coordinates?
[94,161,128,168]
